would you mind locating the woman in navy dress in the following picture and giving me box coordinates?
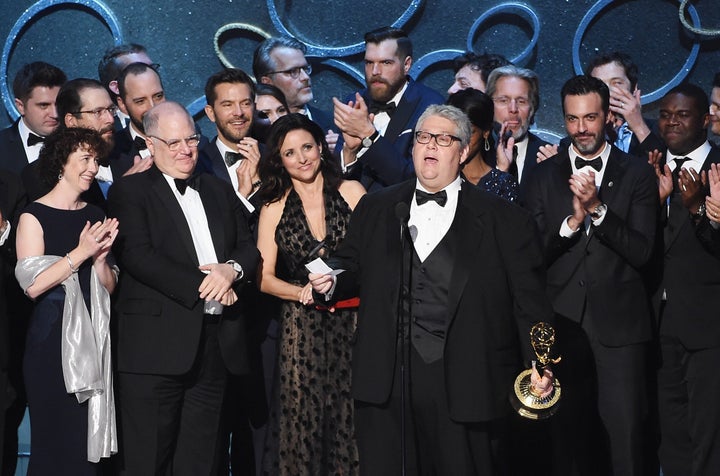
[448,88,519,202]
[15,128,118,475]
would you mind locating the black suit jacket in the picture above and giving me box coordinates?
[307,105,336,134]
[0,170,26,371]
[524,145,658,346]
[107,166,260,376]
[655,145,720,348]
[0,121,30,176]
[329,179,554,422]
[337,78,444,192]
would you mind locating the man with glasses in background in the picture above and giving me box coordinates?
[108,101,259,476]
[485,65,550,195]
[253,37,337,150]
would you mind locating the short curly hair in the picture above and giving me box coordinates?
[38,127,107,188]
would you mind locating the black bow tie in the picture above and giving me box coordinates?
[369,101,396,117]
[224,151,244,167]
[134,135,148,151]
[415,189,447,207]
[574,156,603,172]
[174,177,196,195]
[27,133,44,147]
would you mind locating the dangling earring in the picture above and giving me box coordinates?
[58,172,63,181]
[484,137,490,151]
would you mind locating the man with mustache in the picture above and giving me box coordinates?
[334,26,444,192]
[524,75,657,475]
[485,65,550,194]
[253,37,338,151]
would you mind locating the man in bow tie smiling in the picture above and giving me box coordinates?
[524,75,658,475]
[310,104,555,475]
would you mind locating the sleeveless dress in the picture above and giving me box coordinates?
[22,202,105,476]
[262,187,359,475]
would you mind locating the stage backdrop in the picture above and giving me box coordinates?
[1,0,718,140]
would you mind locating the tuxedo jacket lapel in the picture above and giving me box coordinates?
[197,176,226,261]
[149,168,199,266]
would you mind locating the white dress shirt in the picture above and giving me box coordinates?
[409,176,462,262]
[213,139,256,213]
[18,119,43,164]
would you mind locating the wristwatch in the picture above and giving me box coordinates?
[226,260,243,281]
[361,130,379,148]
[588,203,607,220]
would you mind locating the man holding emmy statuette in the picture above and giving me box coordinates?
[524,75,658,476]
[310,104,555,476]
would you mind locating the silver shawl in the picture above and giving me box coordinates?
[16,255,118,462]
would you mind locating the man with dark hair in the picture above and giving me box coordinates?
[311,103,554,474]
[0,61,66,175]
[486,65,549,190]
[710,72,720,141]
[108,101,259,476]
[0,61,64,475]
[252,37,336,148]
[334,26,444,192]
[586,51,664,157]
[447,51,510,95]
[97,43,156,129]
[655,83,720,476]
[112,62,165,162]
[524,75,657,475]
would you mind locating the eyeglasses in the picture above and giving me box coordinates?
[150,63,161,71]
[266,64,312,79]
[415,131,461,147]
[148,133,200,152]
[74,105,118,119]
[492,96,531,109]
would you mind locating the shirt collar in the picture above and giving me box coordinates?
[415,175,462,196]
[18,118,41,146]
[387,80,409,106]
[667,141,712,172]
[214,137,242,169]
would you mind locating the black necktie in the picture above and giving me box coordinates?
[224,151,244,167]
[508,145,519,179]
[574,156,603,172]
[174,177,196,195]
[671,157,689,188]
[134,135,148,151]
[27,133,44,147]
[415,189,447,207]
[369,101,396,117]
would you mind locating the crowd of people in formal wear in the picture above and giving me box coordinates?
[0,23,719,476]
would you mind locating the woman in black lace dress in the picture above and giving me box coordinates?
[256,114,365,475]
[448,88,519,202]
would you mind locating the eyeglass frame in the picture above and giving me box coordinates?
[265,64,312,79]
[148,133,201,152]
[73,105,118,118]
[492,96,531,109]
[414,130,462,147]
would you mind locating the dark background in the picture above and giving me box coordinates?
[1,0,718,140]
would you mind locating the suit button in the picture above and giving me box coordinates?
[578,280,585,287]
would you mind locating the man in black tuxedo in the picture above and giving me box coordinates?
[587,51,664,158]
[0,61,64,475]
[97,43,156,131]
[199,68,275,476]
[485,65,549,192]
[111,62,165,164]
[108,102,259,475]
[311,104,555,475]
[333,26,444,192]
[0,62,66,175]
[524,75,657,476]
[0,170,26,475]
[654,84,720,476]
[253,37,337,150]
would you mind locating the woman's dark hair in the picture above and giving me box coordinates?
[447,88,494,163]
[38,127,107,188]
[259,113,342,203]
[255,83,290,112]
